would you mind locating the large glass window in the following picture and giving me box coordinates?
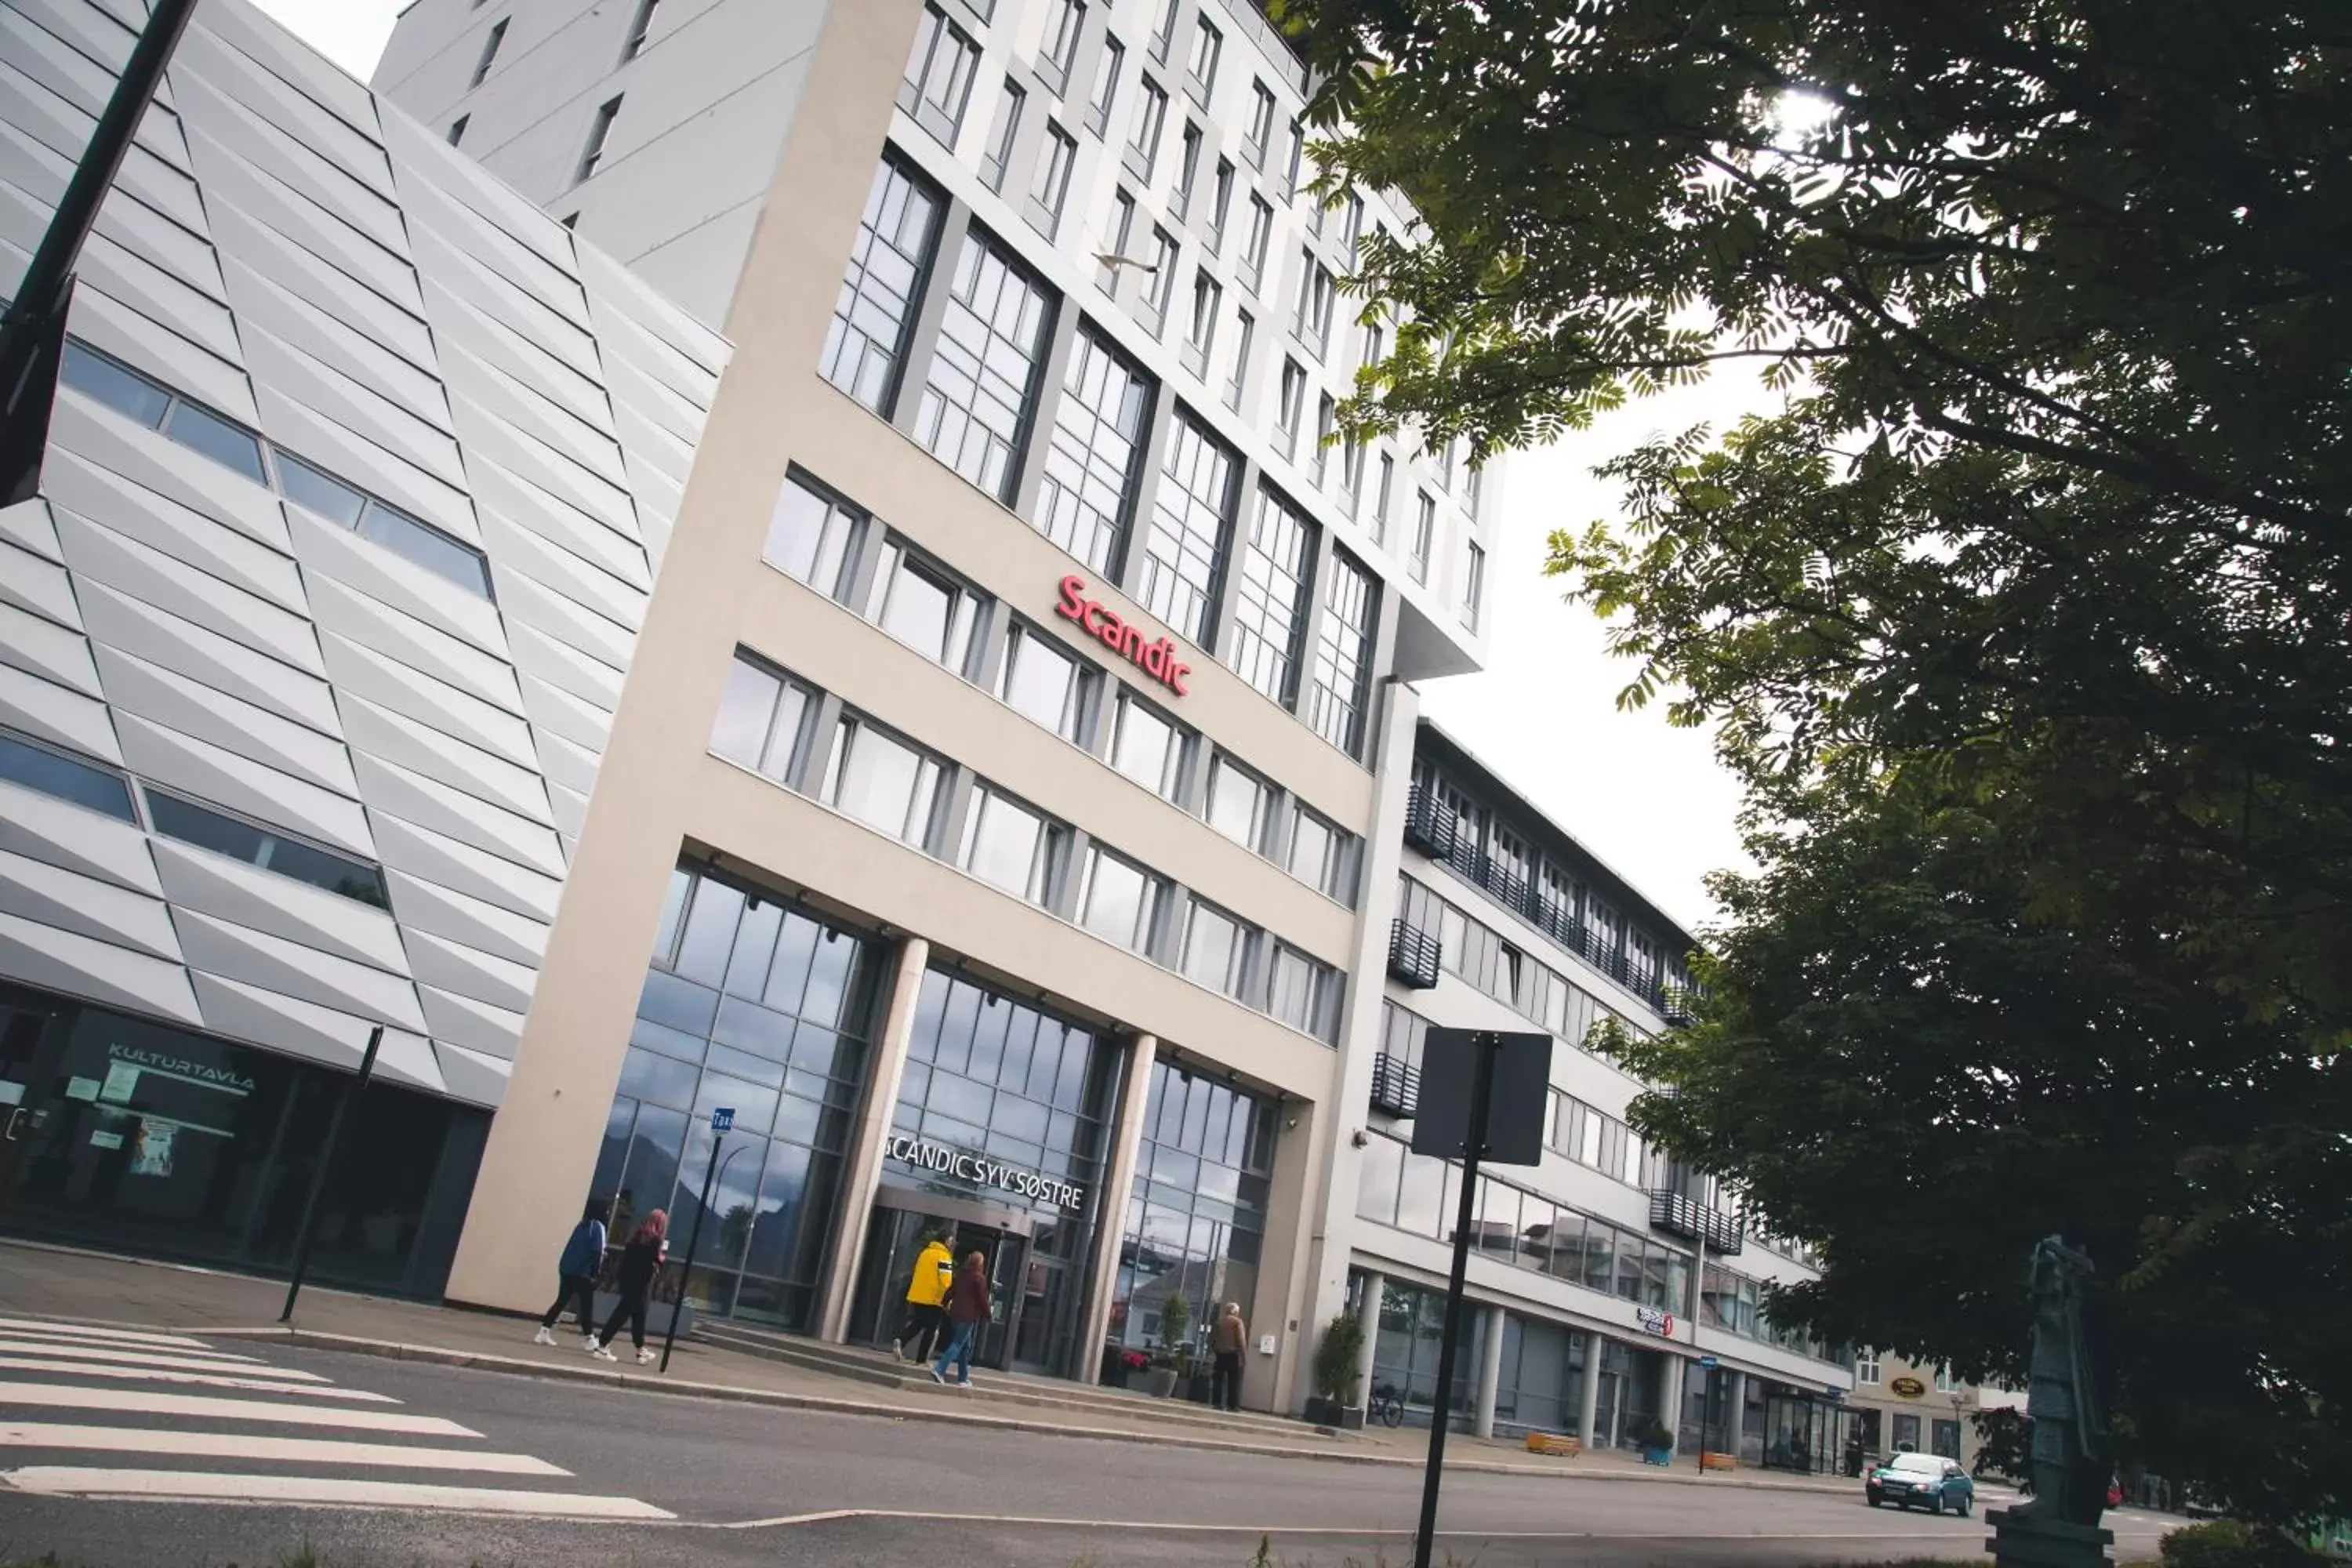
[996,620,1095,742]
[763,470,863,598]
[1085,33,1124,136]
[1076,843,1162,952]
[599,865,878,1328]
[819,715,945,848]
[1203,752,1272,852]
[1225,485,1315,705]
[1264,942,1341,1041]
[898,4,981,147]
[1039,0,1084,93]
[709,651,815,783]
[866,539,987,675]
[1179,898,1252,998]
[822,158,943,416]
[959,784,1066,904]
[1110,1061,1276,1367]
[143,787,388,909]
[0,728,135,822]
[1107,688,1187,800]
[1286,801,1356,904]
[1292,252,1335,355]
[1240,195,1273,292]
[1135,408,1236,644]
[916,230,1054,503]
[1306,546,1377,755]
[979,78,1025,191]
[1036,328,1152,573]
[1126,75,1167,181]
[1028,122,1078,238]
[1243,82,1276,166]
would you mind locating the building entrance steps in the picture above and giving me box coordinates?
[695,1323,1361,1443]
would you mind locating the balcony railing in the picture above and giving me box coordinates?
[1368,1051,1420,1118]
[1387,919,1442,989]
[1649,1189,1745,1255]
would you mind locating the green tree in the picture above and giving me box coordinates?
[1283,0,2352,1523]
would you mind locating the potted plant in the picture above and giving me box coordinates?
[1102,1345,1149,1388]
[1635,1418,1676,1465]
[1142,1293,1189,1397]
[1303,1311,1367,1430]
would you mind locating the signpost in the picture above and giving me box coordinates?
[659,1107,735,1374]
[1407,1029,1552,1568]
[279,1026,383,1323]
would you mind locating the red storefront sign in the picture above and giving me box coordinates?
[1055,574,1191,696]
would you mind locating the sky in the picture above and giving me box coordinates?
[249,0,1762,932]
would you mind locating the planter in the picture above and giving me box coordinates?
[1640,1446,1674,1467]
[1303,1396,1366,1431]
[1141,1367,1179,1398]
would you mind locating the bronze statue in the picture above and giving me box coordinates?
[2018,1235,2110,1526]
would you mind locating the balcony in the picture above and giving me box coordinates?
[1650,1189,1745,1254]
[1368,1051,1420,1118]
[1401,786,1460,861]
[1387,919,1442,989]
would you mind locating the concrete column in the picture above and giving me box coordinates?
[1578,1330,1605,1445]
[1662,1353,1688,1463]
[1351,1269,1382,1410]
[815,936,929,1341]
[1074,1033,1158,1382]
[1472,1301,1507,1439]
[1720,1370,1746,1459]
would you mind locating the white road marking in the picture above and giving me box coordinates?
[0,1319,212,1351]
[0,1384,475,1436]
[0,1356,397,1402]
[0,1338,296,1375]
[0,1422,568,1476]
[0,1465,674,1520]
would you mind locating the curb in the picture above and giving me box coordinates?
[183,1322,1858,1496]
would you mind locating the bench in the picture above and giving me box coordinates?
[1524,1432,1582,1457]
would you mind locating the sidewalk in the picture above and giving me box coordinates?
[0,1237,1882,1495]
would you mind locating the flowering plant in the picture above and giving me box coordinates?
[1120,1349,1150,1371]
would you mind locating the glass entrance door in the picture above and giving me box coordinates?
[951,1219,1028,1370]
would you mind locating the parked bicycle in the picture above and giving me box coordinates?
[1369,1381,1406,1428]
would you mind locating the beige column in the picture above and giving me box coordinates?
[1662,1352,1689,1462]
[1579,1330,1606,1445]
[1249,1094,1319,1411]
[815,935,929,1342]
[1472,1301,1508,1439]
[1075,1033,1157,1383]
[1351,1269,1383,1411]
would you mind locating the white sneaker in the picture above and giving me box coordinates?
[588,1339,616,1362]
[637,1347,658,1365]
[891,1338,904,1359]
[581,1332,598,1348]
[928,1367,946,1384]
[532,1327,555,1346]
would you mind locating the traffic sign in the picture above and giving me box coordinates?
[710,1107,734,1132]
[1699,1354,1719,1370]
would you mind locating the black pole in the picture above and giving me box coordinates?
[1412,1033,1497,1568]
[658,1134,727,1374]
[0,0,198,423]
[279,1025,383,1323]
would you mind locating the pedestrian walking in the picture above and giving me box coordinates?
[930,1250,991,1388]
[588,1209,667,1365]
[1211,1301,1247,1412]
[892,1229,956,1363]
[532,1197,608,1347]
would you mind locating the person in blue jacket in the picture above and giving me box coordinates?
[532,1197,609,1347]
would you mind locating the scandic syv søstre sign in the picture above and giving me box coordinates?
[1055,575,1192,696]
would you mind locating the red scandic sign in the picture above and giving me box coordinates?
[1055,574,1192,696]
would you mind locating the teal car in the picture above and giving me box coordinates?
[1866,1451,1976,1516]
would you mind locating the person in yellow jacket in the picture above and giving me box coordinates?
[892,1231,956,1363]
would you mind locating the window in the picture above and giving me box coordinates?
[1281,119,1305,203]
[1466,464,1485,519]
[1125,75,1167,180]
[820,715,944,848]
[622,0,659,57]
[446,115,468,147]
[1372,452,1395,546]
[144,787,389,909]
[1265,945,1341,1041]
[1187,16,1221,96]
[915,230,1053,503]
[1934,1365,1957,1395]
[1028,122,1078,237]
[470,17,506,87]
[1273,358,1306,459]
[58,341,168,426]
[1078,844,1161,952]
[1243,81,1276,167]
[1204,158,1234,254]
[1039,0,1084,93]
[1287,803,1356,903]
[1227,485,1314,705]
[979,80,1025,191]
[1203,753,1272,852]
[960,785,1066,904]
[1137,226,1178,327]
[1171,122,1203,217]
[1036,328,1152,572]
[1313,394,1336,484]
[1182,267,1221,369]
[1098,187,1137,293]
[1341,192,1365,263]
[0,729,135,822]
[1108,689,1187,800]
[1145,0,1178,60]
[1221,306,1254,411]
[1410,492,1435,583]
[710,652,815,783]
[996,619,1095,742]
[1307,546,1376,755]
[1292,252,1335,354]
[1135,407,1236,644]
[1239,195,1273,292]
[1085,34,1124,136]
[165,401,264,484]
[762,470,863,597]
[576,96,622,183]
[900,6,981,147]
[866,538,986,675]
[1856,1351,1882,1387]
[1360,318,1386,376]
[822,158,942,415]
[1460,540,1486,630]
[1338,433,1365,517]
[1181,899,1251,997]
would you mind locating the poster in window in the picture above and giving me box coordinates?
[129,1119,177,1178]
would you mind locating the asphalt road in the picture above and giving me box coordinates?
[1,1328,2181,1568]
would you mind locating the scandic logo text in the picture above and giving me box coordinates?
[1054,575,1191,696]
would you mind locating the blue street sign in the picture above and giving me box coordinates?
[710,1107,734,1132]
[1699,1355,1719,1370]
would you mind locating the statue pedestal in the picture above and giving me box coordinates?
[1987,1508,2114,1568]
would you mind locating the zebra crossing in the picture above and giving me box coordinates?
[0,1316,673,1519]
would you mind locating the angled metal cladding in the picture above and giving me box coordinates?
[0,0,728,1109]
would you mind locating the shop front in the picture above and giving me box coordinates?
[1760,1379,1859,1474]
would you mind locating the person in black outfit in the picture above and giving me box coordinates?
[589,1209,667,1365]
